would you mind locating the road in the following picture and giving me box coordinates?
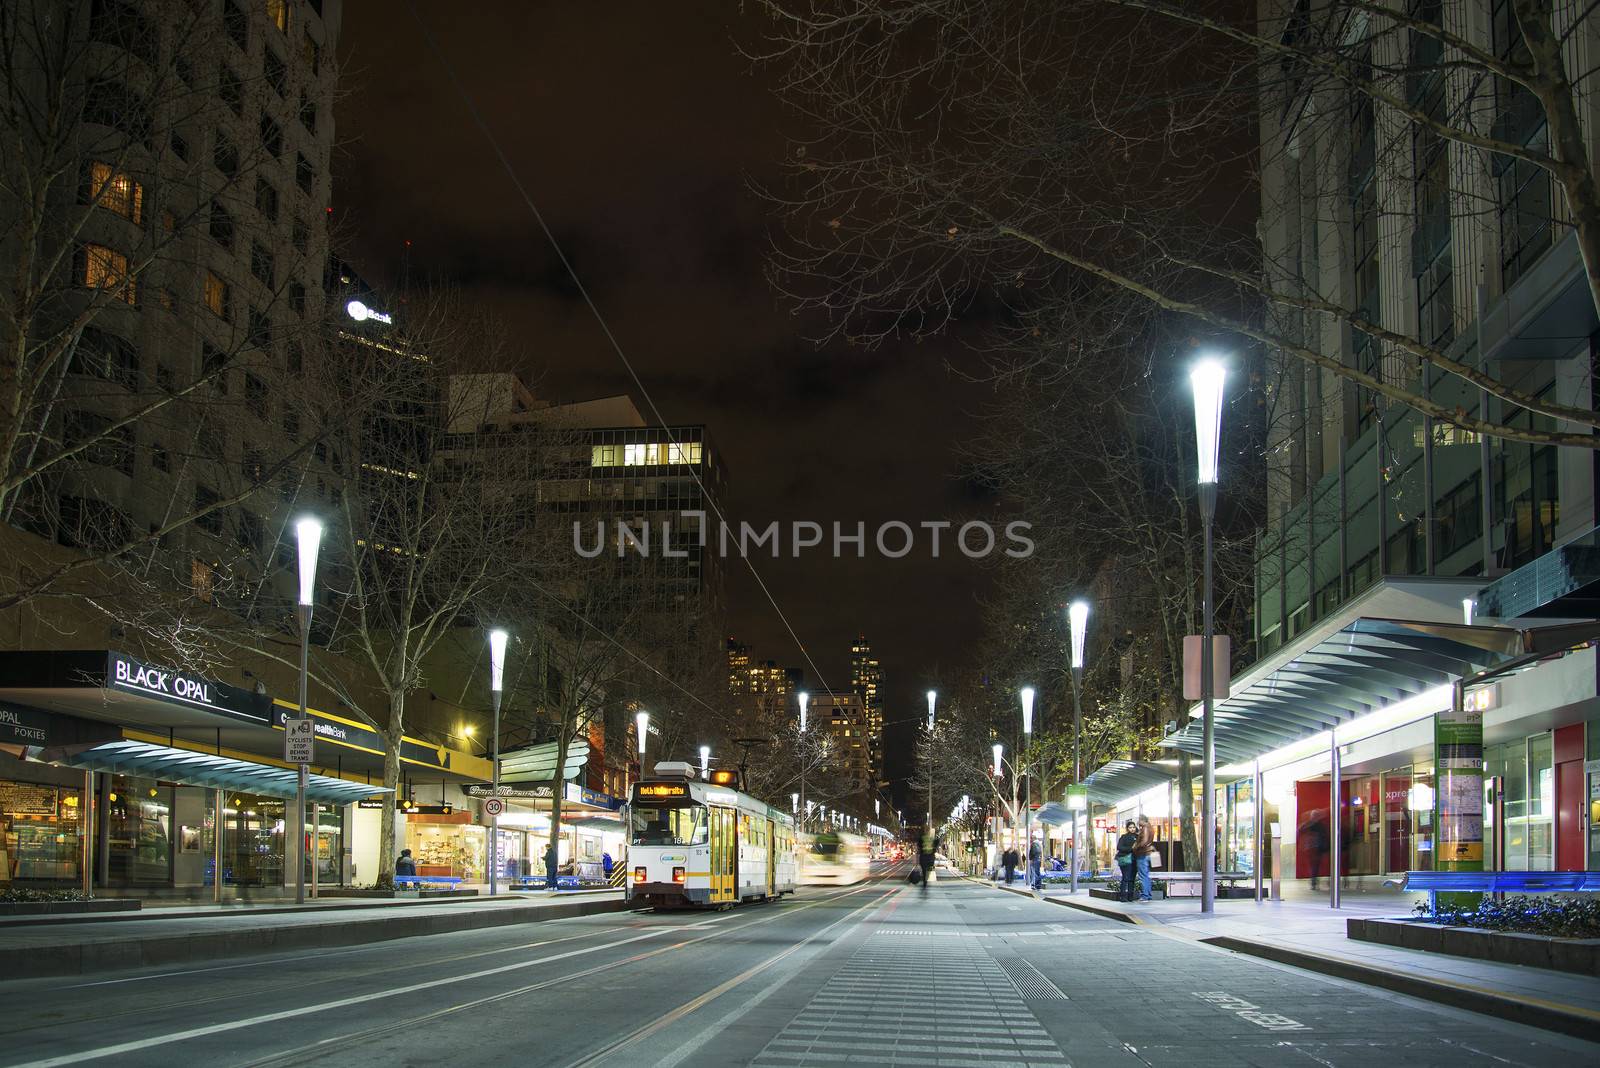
[1,864,1594,1067]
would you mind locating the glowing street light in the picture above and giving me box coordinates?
[290,517,322,905]
[486,627,509,897]
[636,710,650,756]
[1190,355,1227,915]
[993,742,1004,777]
[699,745,711,780]
[1067,599,1090,895]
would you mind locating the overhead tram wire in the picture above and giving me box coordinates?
[404,2,834,697]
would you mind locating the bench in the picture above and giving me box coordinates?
[393,875,463,888]
[510,875,582,891]
[1397,869,1600,911]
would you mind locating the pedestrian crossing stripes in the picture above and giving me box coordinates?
[750,930,1067,1066]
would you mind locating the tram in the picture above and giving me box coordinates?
[626,762,798,909]
[798,830,870,885]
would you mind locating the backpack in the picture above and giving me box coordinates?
[908,867,923,885]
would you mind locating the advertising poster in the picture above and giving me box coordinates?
[1435,698,1484,870]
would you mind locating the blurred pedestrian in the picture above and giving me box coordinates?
[1027,837,1042,890]
[1115,821,1138,901]
[1002,846,1018,885]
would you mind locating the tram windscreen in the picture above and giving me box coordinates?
[630,804,708,847]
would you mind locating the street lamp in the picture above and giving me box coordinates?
[1462,597,1476,625]
[486,628,508,897]
[699,745,711,780]
[993,742,1004,777]
[636,710,650,759]
[292,516,321,905]
[1068,599,1090,895]
[791,792,799,814]
[1020,687,1035,887]
[925,688,937,835]
[1191,355,1226,915]
[797,691,809,830]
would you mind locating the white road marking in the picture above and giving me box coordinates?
[1192,990,1309,1032]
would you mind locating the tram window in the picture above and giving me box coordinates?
[630,804,708,846]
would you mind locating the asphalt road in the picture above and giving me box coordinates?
[1,864,1595,1067]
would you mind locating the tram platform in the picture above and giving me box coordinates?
[0,889,629,979]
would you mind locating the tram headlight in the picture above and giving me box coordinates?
[672,866,686,884]
[634,866,647,883]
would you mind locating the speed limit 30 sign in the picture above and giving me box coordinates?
[483,797,505,817]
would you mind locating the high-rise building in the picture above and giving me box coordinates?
[809,689,872,807]
[849,635,884,788]
[5,0,343,610]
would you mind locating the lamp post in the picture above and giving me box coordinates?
[925,689,937,833]
[1191,356,1227,915]
[1020,687,1035,888]
[1068,600,1089,894]
[797,691,809,831]
[636,710,649,759]
[486,629,508,896]
[292,517,321,906]
[699,745,711,780]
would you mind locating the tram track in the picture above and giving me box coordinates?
[0,877,895,1068]
[228,877,897,1068]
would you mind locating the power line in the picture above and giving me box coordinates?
[405,2,834,699]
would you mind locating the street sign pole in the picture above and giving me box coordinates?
[291,603,314,906]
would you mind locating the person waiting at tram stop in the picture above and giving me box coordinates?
[1000,846,1018,885]
[1027,837,1042,890]
[1131,815,1155,902]
[544,843,560,891]
[1115,822,1139,901]
[395,849,417,879]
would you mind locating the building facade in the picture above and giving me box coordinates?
[809,690,872,807]
[849,635,885,790]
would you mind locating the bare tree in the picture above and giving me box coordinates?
[753,0,1600,448]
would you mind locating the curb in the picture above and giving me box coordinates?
[0,896,635,979]
[0,889,620,929]
[1201,934,1600,1042]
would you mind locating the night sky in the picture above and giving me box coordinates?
[334,2,1006,790]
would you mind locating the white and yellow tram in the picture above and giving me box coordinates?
[626,762,798,908]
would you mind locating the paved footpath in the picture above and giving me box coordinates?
[0,874,1593,1067]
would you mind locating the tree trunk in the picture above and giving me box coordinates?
[544,709,574,888]
[1176,749,1200,872]
[377,694,404,888]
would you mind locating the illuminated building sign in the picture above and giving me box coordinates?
[345,299,393,325]
[106,653,271,724]
[1462,684,1499,713]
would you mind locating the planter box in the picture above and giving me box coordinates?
[1348,917,1600,976]
[321,888,481,900]
[0,898,140,916]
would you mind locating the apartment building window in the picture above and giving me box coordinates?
[299,94,317,135]
[1434,476,1482,564]
[192,558,215,602]
[72,327,139,386]
[83,80,150,145]
[57,496,131,552]
[264,49,288,100]
[89,0,157,64]
[155,364,175,393]
[1498,403,1559,569]
[1410,12,1452,350]
[214,130,239,178]
[301,31,320,74]
[85,161,143,224]
[291,218,309,254]
[218,65,243,116]
[250,240,274,285]
[296,153,315,194]
[285,341,303,373]
[268,0,290,34]
[202,341,229,392]
[151,444,171,473]
[80,243,136,304]
[65,411,134,476]
[282,409,300,438]
[1491,0,1552,290]
[244,373,268,406]
[223,2,249,51]
[288,282,306,317]
[237,510,264,555]
[255,178,278,221]
[259,113,282,158]
[203,271,230,318]
[247,307,272,348]
[210,201,235,248]
[194,486,224,536]
[169,130,189,161]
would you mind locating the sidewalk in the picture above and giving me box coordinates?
[0,890,630,980]
[995,880,1600,1040]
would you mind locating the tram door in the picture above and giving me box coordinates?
[711,808,735,902]
[766,818,777,895]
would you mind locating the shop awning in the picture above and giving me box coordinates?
[1162,617,1517,766]
[567,815,624,833]
[499,739,588,785]
[44,739,390,804]
[1033,802,1074,826]
[1081,761,1176,805]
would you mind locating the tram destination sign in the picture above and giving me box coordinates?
[635,782,688,799]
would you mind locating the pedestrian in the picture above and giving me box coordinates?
[602,851,614,879]
[1115,821,1139,901]
[1133,815,1156,901]
[395,849,417,880]
[1027,837,1042,890]
[917,830,936,891]
[1002,846,1018,886]
[544,843,560,891]
[1300,812,1329,892]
